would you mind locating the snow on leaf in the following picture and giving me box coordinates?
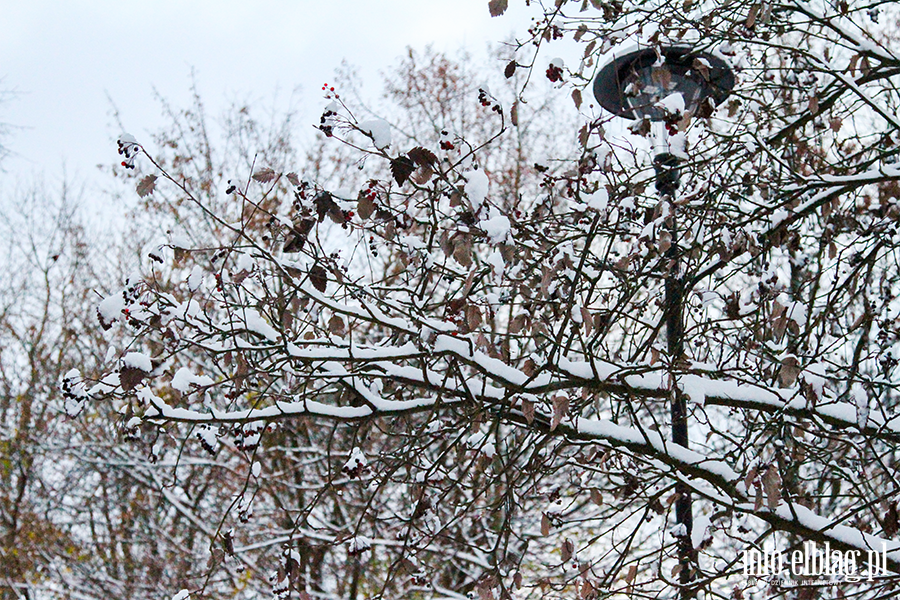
[252,167,277,183]
[464,168,489,208]
[172,591,191,600]
[692,513,711,549]
[97,292,126,330]
[481,214,512,244]
[360,118,392,149]
[122,352,153,372]
[347,535,372,555]
[243,308,280,342]
[61,369,88,417]
[853,383,869,429]
[171,367,214,393]
[136,174,157,197]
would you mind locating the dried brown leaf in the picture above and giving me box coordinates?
[692,57,710,81]
[309,265,328,293]
[580,306,592,336]
[328,315,346,336]
[578,124,590,147]
[746,3,760,28]
[412,164,435,185]
[313,192,340,223]
[466,304,483,330]
[357,195,375,221]
[551,394,569,431]
[252,167,276,183]
[762,466,782,509]
[120,366,148,392]
[625,564,638,585]
[136,174,158,198]
[509,314,527,334]
[504,60,517,79]
[408,146,437,167]
[743,466,758,492]
[283,217,315,253]
[286,172,300,186]
[488,0,508,16]
[572,88,583,110]
[522,398,535,424]
[541,513,551,535]
[778,356,801,388]
[453,235,473,268]
[884,502,899,538]
[391,156,416,186]
[561,539,574,562]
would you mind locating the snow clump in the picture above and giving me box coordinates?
[359,119,392,150]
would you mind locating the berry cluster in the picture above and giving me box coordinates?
[319,84,341,137]
[319,109,336,137]
[546,63,564,82]
[320,82,340,100]
[233,422,263,452]
[440,130,455,151]
[117,134,141,169]
[237,495,254,523]
[477,88,503,114]
[61,370,88,417]
[195,423,219,456]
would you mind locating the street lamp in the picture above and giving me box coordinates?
[593,45,734,599]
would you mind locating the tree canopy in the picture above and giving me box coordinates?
[4,1,900,600]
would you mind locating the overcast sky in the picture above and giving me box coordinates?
[1,1,536,190]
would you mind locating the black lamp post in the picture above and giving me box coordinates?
[593,45,734,599]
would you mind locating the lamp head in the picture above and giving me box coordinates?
[593,46,734,121]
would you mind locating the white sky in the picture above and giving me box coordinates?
[0,1,536,187]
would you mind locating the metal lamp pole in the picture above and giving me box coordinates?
[654,150,692,591]
[593,46,734,599]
